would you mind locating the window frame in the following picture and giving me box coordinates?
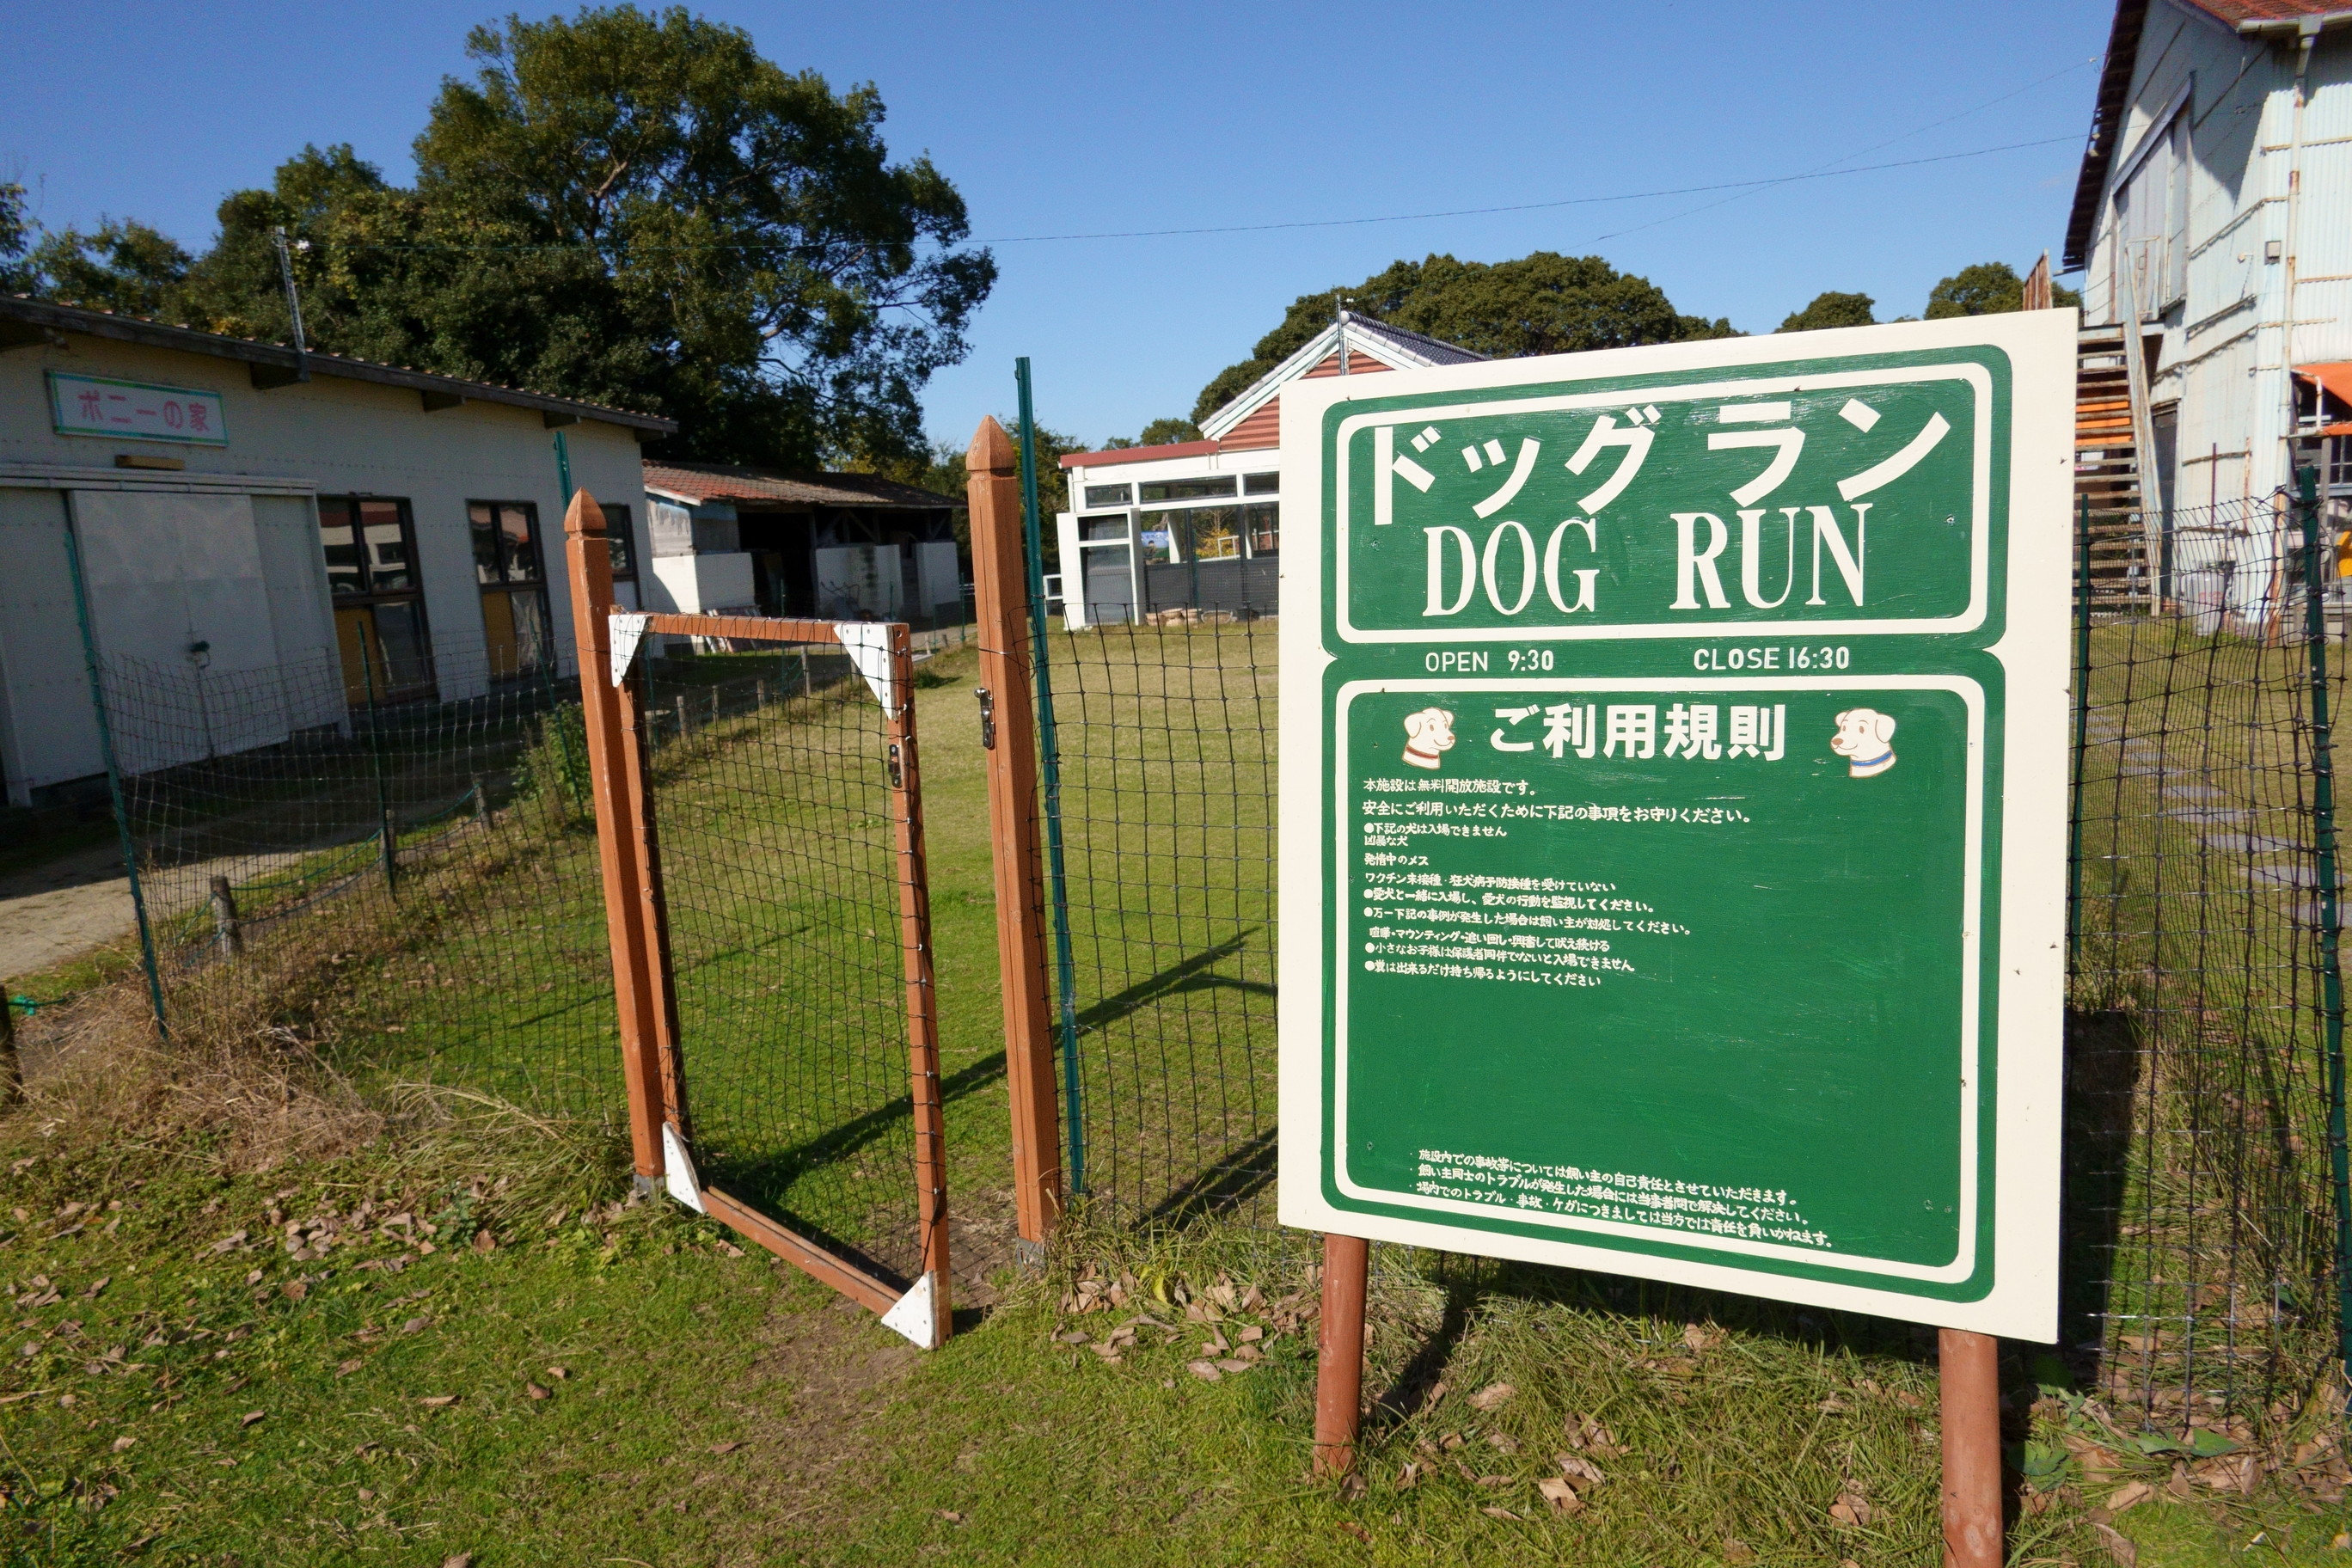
[468,499,555,679]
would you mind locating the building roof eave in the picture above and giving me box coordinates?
[0,294,677,435]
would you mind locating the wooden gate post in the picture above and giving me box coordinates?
[562,490,666,1187]
[885,622,954,1345]
[1314,1233,1370,1477]
[967,415,1064,1257]
[1939,1327,2005,1568]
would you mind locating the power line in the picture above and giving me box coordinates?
[1589,56,2099,245]
[977,135,2079,246]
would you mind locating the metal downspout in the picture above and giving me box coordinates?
[2284,20,2318,495]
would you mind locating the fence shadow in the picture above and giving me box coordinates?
[2060,1005,2141,1380]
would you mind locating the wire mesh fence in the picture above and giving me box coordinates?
[2067,490,2349,1429]
[636,629,940,1290]
[1035,610,1281,1232]
[101,644,623,1124]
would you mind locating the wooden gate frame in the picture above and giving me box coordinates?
[563,491,952,1347]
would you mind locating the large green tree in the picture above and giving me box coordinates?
[1924,260,2080,318]
[1777,291,1876,333]
[1193,253,1735,424]
[46,7,994,470]
[0,184,35,294]
[28,219,193,318]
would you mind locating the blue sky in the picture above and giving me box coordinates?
[4,0,2111,453]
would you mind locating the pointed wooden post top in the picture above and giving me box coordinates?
[563,487,607,536]
[969,416,1017,477]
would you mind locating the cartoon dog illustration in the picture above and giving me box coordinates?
[1830,707,1897,778]
[1402,707,1457,770]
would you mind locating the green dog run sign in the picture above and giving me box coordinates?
[1277,315,2073,1338]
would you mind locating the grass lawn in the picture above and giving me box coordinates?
[2,628,2347,1563]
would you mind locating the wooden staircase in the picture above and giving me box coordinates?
[2076,324,2150,607]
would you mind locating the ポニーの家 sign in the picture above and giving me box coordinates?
[48,371,229,446]
[1277,313,2073,1338]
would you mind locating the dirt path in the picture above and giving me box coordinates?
[0,842,136,980]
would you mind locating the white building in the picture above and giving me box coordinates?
[1055,311,1481,628]
[0,294,670,807]
[2066,0,2352,612]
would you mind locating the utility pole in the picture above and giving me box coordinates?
[1335,292,1350,377]
[272,225,310,363]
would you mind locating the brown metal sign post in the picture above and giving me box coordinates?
[966,415,1065,1256]
[1939,1328,2003,1568]
[1311,1234,1369,1478]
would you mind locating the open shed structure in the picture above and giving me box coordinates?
[640,462,965,628]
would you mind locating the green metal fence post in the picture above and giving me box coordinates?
[1017,357,1087,1196]
[358,634,397,893]
[2068,493,2092,974]
[58,497,168,1036]
[2299,465,2350,1376]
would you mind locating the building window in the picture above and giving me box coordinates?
[319,496,432,702]
[604,503,637,582]
[1243,472,1279,495]
[1245,502,1279,555]
[470,500,553,679]
[1083,482,1133,508]
[1139,476,1236,503]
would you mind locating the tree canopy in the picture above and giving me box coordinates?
[1778,291,1876,333]
[1192,252,1735,424]
[19,6,995,471]
[1925,260,2080,318]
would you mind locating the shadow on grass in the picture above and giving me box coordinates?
[1143,1126,1277,1229]
[1074,929,1272,1036]
[698,1047,1012,1293]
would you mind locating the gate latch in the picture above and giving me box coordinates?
[977,686,996,750]
[887,741,904,790]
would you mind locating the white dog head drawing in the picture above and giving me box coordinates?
[1402,707,1457,771]
[1831,707,1897,778]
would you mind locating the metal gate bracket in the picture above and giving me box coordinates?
[832,622,896,708]
[879,1270,940,1350]
[660,1122,707,1214]
[609,612,650,686]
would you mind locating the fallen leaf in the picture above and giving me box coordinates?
[471,1230,496,1254]
[281,1281,309,1302]
[238,1411,265,1428]
[939,1510,966,1523]
[401,1317,430,1335]
[336,1358,363,1377]
[710,1441,742,1454]
[111,1435,135,1452]
[546,1365,569,1381]
[1052,1331,1088,1344]
[1186,1360,1222,1382]
[1487,1431,1520,1455]
[242,1269,263,1287]
[2107,1479,2153,1514]
[1475,1473,1512,1487]
[714,1240,745,1259]
[1724,1539,1758,1566]
[1468,1381,1516,1412]
[1395,1461,1422,1491]
[419,1394,458,1408]
[1551,1452,1602,1485]
[1537,1476,1583,1515]
[525,1381,549,1400]
[2092,1522,2137,1567]
[1683,1322,1719,1353]
[1830,1490,1874,1527]
[442,1555,475,1568]
[1480,1505,1522,1521]
[1337,1521,1371,1542]
[82,1277,110,1299]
